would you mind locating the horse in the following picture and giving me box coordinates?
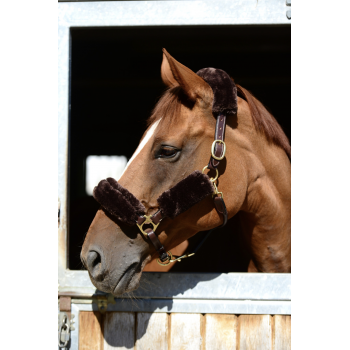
[81,49,291,296]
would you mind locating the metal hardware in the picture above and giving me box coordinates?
[211,139,226,160]
[286,0,291,19]
[137,215,160,237]
[107,293,116,308]
[96,296,107,313]
[93,293,116,314]
[170,253,195,262]
[58,312,71,348]
[202,166,219,183]
[70,314,75,331]
[156,251,196,266]
[212,182,224,199]
[156,251,173,266]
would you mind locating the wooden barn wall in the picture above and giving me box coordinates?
[79,311,291,350]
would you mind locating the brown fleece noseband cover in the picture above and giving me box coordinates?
[93,177,146,225]
[93,171,214,224]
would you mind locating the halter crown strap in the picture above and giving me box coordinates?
[196,67,237,170]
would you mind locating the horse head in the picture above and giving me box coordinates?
[81,49,291,296]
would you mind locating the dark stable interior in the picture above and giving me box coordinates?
[69,25,291,271]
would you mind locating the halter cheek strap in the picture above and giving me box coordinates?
[208,113,227,170]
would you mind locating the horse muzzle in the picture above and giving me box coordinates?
[81,209,151,295]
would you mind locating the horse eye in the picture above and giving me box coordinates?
[157,146,178,158]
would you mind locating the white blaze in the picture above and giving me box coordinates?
[117,119,161,180]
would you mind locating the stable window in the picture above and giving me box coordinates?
[68,25,291,272]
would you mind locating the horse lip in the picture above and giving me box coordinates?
[113,261,140,295]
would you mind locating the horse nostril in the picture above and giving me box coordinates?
[86,250,105,282]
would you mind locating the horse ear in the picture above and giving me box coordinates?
[161,48,211,102]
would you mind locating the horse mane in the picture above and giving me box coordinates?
[148,85,291,158]
[236,84,291,158]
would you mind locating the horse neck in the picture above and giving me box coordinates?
[225,97,291,272]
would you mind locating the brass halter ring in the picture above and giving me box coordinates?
[136,215,160,238]
[202,166,219,183]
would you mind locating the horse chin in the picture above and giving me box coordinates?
[112,254,152,296]
[87,254,152,296]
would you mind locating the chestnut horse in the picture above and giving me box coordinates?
[81,49,291,296]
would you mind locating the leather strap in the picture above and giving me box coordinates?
[213,196,228,228]
[144,228,169,262]
[137,211,169,262]
[151,210,163,225]
[137,216,146,225]
[208,113,227,170]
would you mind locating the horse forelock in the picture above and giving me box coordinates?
[147,86,194,132]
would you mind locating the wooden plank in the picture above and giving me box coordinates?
[273,315,291,350]
[238,315,272,350]
[205,314,237,350]
[103,312,135,350]
[170,313,202,350]
[135,313,168,350]
[79,311,103,350]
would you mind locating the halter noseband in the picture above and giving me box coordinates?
[92,68,237,266]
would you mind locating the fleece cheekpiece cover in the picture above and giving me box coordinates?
[93,171,214,224]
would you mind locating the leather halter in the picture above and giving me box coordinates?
[136,113,228,266]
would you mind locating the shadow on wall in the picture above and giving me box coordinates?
[91,272,219,348]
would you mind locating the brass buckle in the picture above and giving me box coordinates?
[136,215,160,238]
[202,166,219,183]
[211,140,226,161]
